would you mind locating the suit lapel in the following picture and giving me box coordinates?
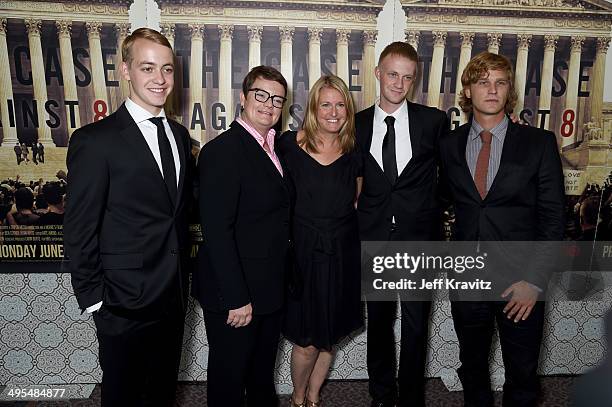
[169,120,188,212]
[274,135,290,189]
[456,119,520,202]
[357,106,388,182]
[395,102,423,180]
[406,102,422,159]
[486,121,520,199]
[234,123,286,189]
[356,106,375,152]
[455,123,482,202]
[116,104,175,211]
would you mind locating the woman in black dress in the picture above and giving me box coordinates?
[279,75,363,407]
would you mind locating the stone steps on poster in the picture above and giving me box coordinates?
[0,146,67,185]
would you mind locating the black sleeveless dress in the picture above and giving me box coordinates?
[278,131,364,350]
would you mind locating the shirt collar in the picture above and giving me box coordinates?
[125,98,167,125]
[374,99,408,124]
[470,115,509,142]
[236,117,277,147]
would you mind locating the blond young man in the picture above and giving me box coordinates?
[439,52,564,407]
[65,28,193,406]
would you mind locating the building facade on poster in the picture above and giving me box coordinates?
[400,0,612,186]
[0,0,610,186]
[157,0,381,141]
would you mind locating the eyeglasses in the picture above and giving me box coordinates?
[249,88,287,109]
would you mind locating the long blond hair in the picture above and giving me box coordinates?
[301,75,356,154]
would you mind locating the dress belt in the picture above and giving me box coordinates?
[293,214,355,256]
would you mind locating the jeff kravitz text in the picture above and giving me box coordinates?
[369,252,492,292]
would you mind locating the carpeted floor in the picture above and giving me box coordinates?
[0,376,577,406]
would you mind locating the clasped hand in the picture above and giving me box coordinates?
[227,303,253,328]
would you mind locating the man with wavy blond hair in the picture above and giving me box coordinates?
[439,52,565,406]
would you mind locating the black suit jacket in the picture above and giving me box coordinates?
[439,119,565,288]
[356,102,448,241]
[64,103,193,320]
[192,121,290,315]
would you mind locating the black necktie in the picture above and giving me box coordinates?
[382,116,398,184]
[148,117,177,205]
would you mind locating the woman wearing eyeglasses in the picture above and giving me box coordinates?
[278,75,364,407]
[192,66,290,407]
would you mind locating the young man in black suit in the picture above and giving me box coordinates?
[64,28,193,406]
[439,52,565,407]
[356,42,448,407]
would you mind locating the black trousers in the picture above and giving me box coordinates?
[204,310,282,407]
[451,301,545,407]
[366,300,431,407]
[93,305,185,407]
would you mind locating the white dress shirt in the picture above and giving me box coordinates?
[370,100,412,176]
[125,98,181,186]
[86,99,181,314]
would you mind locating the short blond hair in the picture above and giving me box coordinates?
[378,41,418,65]
[121,27,173,65]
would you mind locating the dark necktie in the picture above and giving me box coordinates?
[474,130,493,199]
[382,116,398,184]
[148,117,177,204]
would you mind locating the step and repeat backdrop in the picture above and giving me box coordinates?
[0,0,611,394]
